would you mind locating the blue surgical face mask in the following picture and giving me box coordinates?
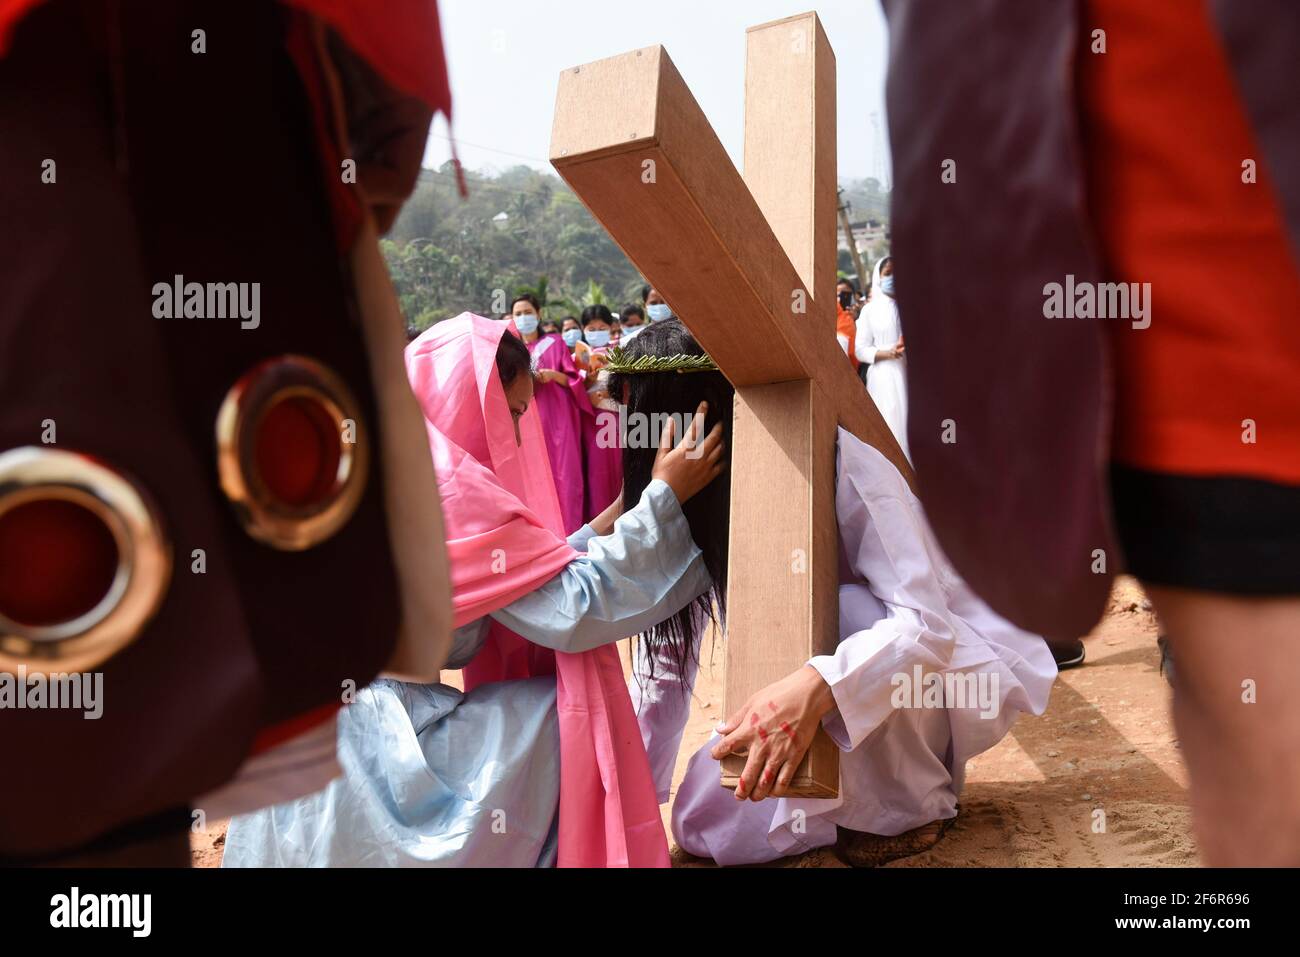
[880,275,895,297]
[562,329,582,348]
[585,329,611,348]
[646,303,671,323]
[513,312,538,334]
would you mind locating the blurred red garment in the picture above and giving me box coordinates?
[1080,0,1300,485]
[0,0,452,862]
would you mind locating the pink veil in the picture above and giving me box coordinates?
[404,313,669,867]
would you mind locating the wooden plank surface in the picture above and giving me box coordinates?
[550,37,912,482]
[718,380,841,798]
[550,13,917,803]
[743,13,838,327]
[716,15,840,797]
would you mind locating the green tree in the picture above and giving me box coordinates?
[384,163,655,328]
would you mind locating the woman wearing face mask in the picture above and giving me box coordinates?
[620,302,647,343]
[580,305,615,362]
[643,285,673,324]
[578,304,622,518]
[512,293,592,532]
[854,256,909,463]
[224,313,727,867]
[561,315,586,360]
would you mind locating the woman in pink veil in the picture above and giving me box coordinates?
[224,313,724,867]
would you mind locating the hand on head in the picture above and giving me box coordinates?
[650,401,726,504]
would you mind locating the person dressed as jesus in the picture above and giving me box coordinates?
[614,320,1056,867]
[223,314,725,868]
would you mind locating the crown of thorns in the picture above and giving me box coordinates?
[603,347,719,374]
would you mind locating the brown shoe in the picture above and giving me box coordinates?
[834,809,959,868]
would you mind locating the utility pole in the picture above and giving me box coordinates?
[869,111,889,191]
[837,187,868,290]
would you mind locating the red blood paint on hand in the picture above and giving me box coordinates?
[763,768,775,785]
[780,721,794,738]
[767,701,778,713]
[749,713,759,726]
[757,726,769,742]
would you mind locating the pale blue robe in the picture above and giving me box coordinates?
[222,479,710,868]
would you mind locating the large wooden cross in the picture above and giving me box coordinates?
[551,12,914,798]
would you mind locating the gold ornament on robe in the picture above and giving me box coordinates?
[0,447,170,675]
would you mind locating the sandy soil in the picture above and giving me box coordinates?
[192,576,1196,867]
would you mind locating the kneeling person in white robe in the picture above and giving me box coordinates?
[619,323,1056,866]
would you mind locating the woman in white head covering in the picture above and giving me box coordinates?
[854,256,910,463]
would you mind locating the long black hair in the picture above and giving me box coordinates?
[495,328,532,385]
[581,303,614,327]
[607,319,733,689]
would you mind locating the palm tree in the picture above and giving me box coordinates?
[580,278,609,309]
[516,275,572,320]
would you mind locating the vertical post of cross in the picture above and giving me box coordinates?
[718,12,841,798]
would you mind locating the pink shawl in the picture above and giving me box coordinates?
[405,313,669,867]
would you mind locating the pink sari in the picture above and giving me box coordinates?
[405,314,668,867]
[527,333,592,534]
[582,347,623,519]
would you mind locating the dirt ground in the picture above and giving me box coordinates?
[192,576,1196,867]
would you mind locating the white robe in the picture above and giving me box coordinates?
[634,428,1057,866]
[854,263,910,463]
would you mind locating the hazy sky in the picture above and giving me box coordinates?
[423,0,892,184]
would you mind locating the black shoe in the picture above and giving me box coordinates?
[1157,633,1175,686]
[834,811,959,868]
[1052,639,1086,670]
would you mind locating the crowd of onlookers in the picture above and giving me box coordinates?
[495,262,911,532]
[493,284,681,535]
[509,284,674,360]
